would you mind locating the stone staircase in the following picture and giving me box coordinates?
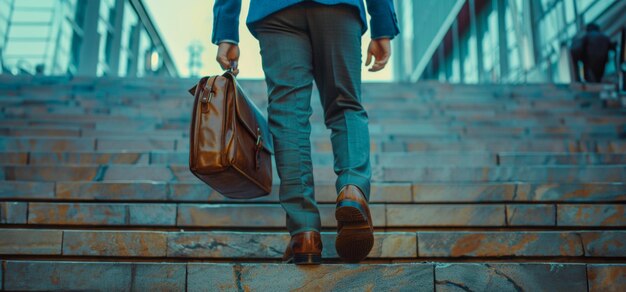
[0,75,624,291]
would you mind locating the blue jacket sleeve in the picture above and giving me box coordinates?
[366,0,400,39]
[212,0,242,45]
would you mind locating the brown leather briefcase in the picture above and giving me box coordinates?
[188,72,273,199]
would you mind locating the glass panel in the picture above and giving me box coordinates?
[137,27,151,77]
[10,9,52,22]
[563,0,576,23]
[583,0,617,23]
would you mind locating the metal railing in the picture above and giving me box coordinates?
[616,27,626,93]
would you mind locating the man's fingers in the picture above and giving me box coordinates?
[216,56,230,70]
[379,54,390,64]
[369,65,383,72]
[367,53,389,72]
[369,59,388,72]
[365,52,373,66]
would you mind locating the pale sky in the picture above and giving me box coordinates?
[143,0,394,81]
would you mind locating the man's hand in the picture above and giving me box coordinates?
[216,42,240,75]
[365,38,391,72]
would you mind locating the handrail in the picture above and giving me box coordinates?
[1,0,15,74]
[616,27,626,92]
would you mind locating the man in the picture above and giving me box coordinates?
[572,23,616,83]
[212,0,399,265]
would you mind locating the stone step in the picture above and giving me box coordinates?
[2,119,621,132]
[4,151,626,166]
[0,95,617,107]
[5,261,620,291]
[8,137,624,153]
[0,87,597,102]
[0,229,623,259]
[3,151,498,166]
[0,137,623,153]
[2,165,625,183]
[3,110,622,125]
[2,113,622,131]
[1,92,617,105]
[498,153,626,165]
[2,201,623,227]
[380,165,626,183]
[3,118,620,133]
[2,181,624,203]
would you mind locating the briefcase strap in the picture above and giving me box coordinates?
[201,76,218,104]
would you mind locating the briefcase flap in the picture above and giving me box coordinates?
[187,73,274,155]
[226,73,274,155]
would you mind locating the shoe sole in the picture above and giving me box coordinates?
[292,254,322,265]
[335,202,374,263]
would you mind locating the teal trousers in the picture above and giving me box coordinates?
[251,2,371,236]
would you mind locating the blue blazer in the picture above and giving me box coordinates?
[212,0,400,44]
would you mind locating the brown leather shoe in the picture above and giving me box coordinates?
[335,185,374,262]
[282,231,322,265]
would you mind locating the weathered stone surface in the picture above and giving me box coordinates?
[62,230,167,257]
[597,141,626,154]
[4,165,100,181]
[506,204,555,226]
[378,152,495,166]
[368,183,413,202]
[29,152,149,165]
[412,183,516,202]
[5,127,81,137]
[321,232,417,258]
[169,182,410,203]
[387,204,505,226]
[0,152,27,164]
[0,229,62,254]
[516,183,626,202]
[558,204,625,226]
[383,166,626,183]
[167,231,415,259]
[0,202,27,224]
[177,204,285,227]
[169,165,200,181]
[129,204,177,225]
[187,264,238,291]
[499,153,626,165]
[580,231,626,257]
[236,263,433,291]
[168,182,219,201]
[102,166,175,181]
[167,231,289,258]
[96,138,176,151]
[0,181,55,199]
[132,263,186,290]
[587,264,626,292]
[150,151,188,164]
[417,231,583,257]
[405,140,579,153]
[177,204,386,228]
[56,181,168,201]
[435,263,587,291]
[0,137,95,151]
[28,203,126,225]
[4,261,131,291]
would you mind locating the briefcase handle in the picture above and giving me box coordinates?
[226,61,238,73]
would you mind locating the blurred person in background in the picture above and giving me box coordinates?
[571,23,617,83]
